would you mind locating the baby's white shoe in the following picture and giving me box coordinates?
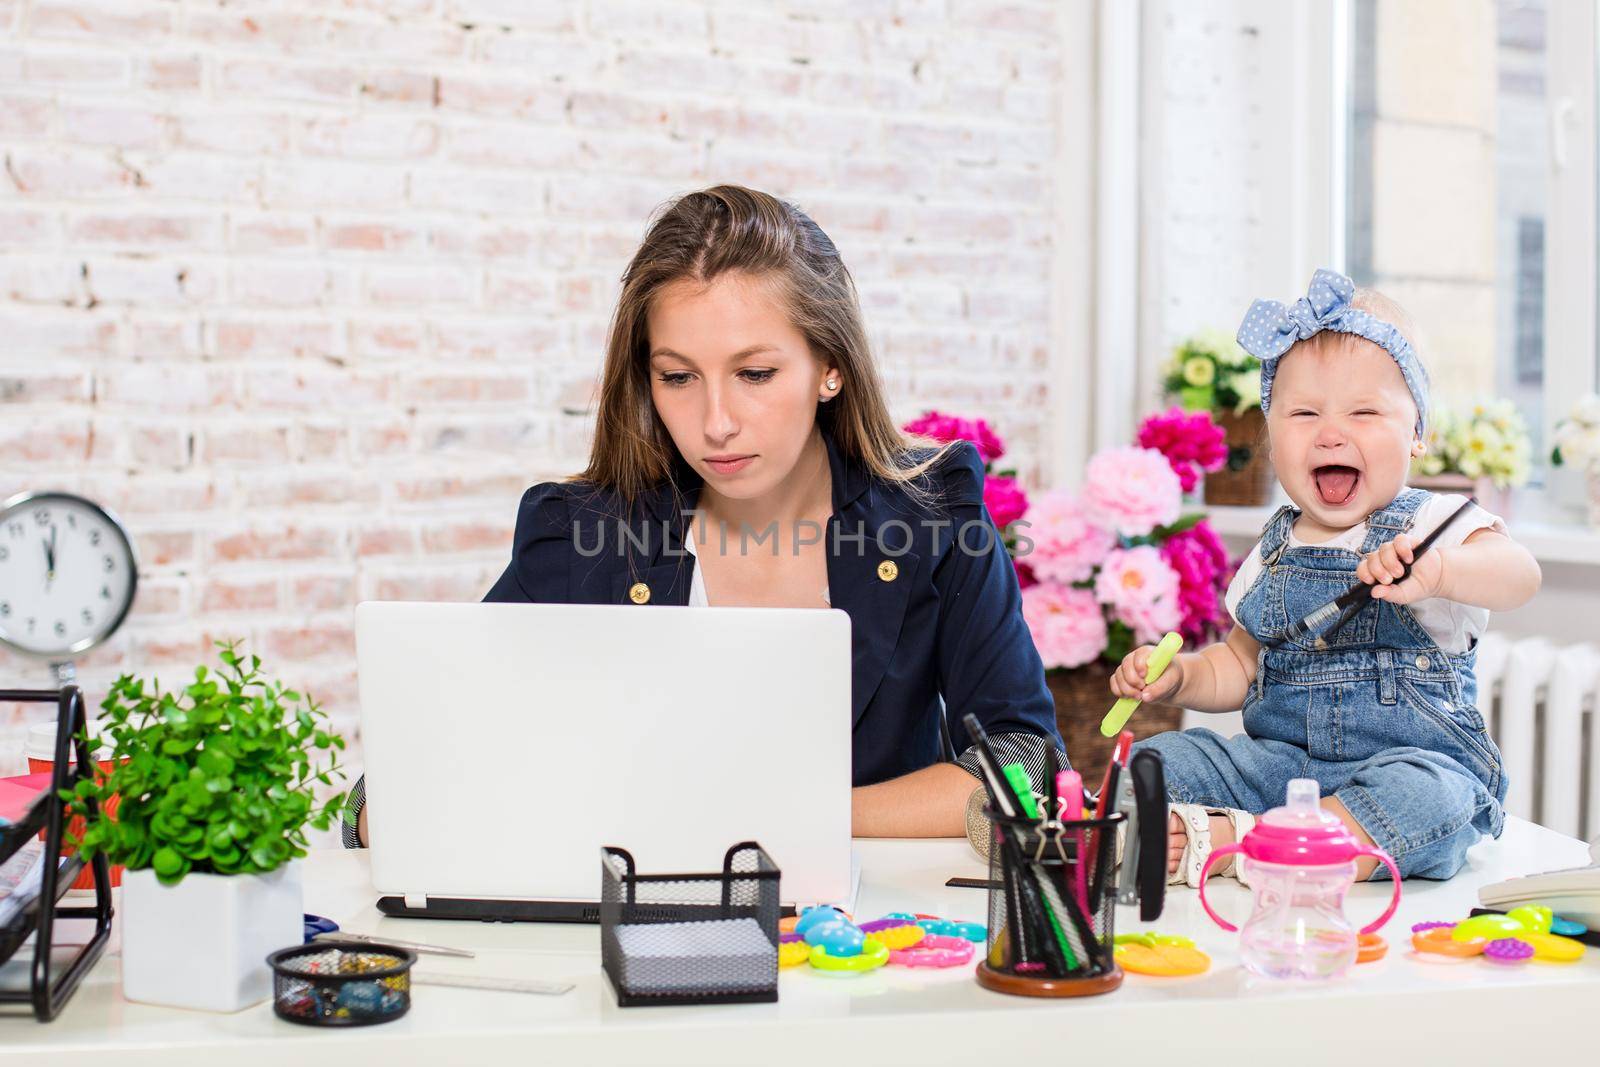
[1169,804,1257,888]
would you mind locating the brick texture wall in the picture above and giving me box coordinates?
[0,0,1065,782]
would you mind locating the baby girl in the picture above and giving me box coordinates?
[1114,269,1542,883]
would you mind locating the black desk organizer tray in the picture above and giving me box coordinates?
[600,841,780,1007]
[0,686,113,1022]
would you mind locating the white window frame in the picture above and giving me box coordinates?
[1544,0,1600,442]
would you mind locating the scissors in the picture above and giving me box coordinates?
[302,913,475,959]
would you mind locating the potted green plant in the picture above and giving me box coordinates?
[1161,329,1271,506]
[63,640,346,1012]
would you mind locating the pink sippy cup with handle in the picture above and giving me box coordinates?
[1198,779,1402,979]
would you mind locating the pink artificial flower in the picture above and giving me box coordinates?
[1137,407,1230,493]
[1119,597,1185,646]
[1081,446,1182,537]
[1094,545,1180,612]
[1013,557,1037,590]
[1161,521,1232,644]
[1017,490,1116,584]
[902,410,1005,464]
[983,474,1029,529]
[1021,583,1108,670]
[1095,545,1183,646]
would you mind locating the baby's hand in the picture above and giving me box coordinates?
[1357,534,1444,605]
[1111,644,1185,704]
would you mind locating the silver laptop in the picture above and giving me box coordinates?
[354,601,854,921]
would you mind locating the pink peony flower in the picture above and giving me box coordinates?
[1081,447,1182,537]
[983,474,1029,529]
[902,410,1005,464]
[1094,546,1180,612]
[1013,557,1037,590]
[1021,583,1108,670]
[1095,546,1183,646]
[1161,521,1232,644]
[1017,490,1116,584]
[1119,597,1185,646]
[1137,407,1229,493]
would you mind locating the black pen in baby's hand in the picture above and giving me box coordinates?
[1281,498,1475,648]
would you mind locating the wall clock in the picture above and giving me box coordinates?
[0,490,138,685]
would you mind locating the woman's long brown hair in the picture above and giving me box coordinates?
[576,184,949,502]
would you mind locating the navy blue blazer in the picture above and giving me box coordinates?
[482,433,1063,787]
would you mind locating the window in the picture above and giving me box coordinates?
[1343,0,1600,484]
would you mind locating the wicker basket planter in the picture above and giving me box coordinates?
[1204,407,1273,507]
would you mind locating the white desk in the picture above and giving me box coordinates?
[3,817,1595,1065]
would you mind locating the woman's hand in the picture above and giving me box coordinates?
[1111,644,1185,704]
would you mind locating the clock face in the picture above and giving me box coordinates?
[0,492,138,659]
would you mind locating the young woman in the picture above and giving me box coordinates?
[346,185,1064,846]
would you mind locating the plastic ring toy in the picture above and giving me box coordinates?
[858,918,915,934]
[779,940,811,968]
[1551,916,1587,938]
[1115,932,1196,950]
[889,934,974,968]
[1484,938,1534,964]
[1506,905,1553,935]
[1453,914,1526,942]
[804,919,866,955]
[1519,932,1585,963]
[809,937,889,974]
[870,924,926,951]
[1356,932,1386,964]
[1410,921,1454,934]
[793,906,851,938]
[1412,926,1485,958]
[1115,941,1210,977]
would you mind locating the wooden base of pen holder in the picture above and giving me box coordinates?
[975,961,1123,998]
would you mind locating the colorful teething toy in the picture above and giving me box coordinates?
[1551,916,1587,938]
[1517,932,1585,963]
[779,939,811,968]
[914,917,987,942]
[1356,932,1387,964]
[810,938,890,973]
[1115,932,1196,950]
[1412,925,1486,958]
[1484,938,1534,964]
[1114,941,1211,977]
[1452,913,1526,942]
[889,934,974,968]
[867,924,926,951]
[1505,905,1553,935]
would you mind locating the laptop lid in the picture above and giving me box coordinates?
[355,601,853,907]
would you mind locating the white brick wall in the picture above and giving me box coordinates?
[0,0,1066,778]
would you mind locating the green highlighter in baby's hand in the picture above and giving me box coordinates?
[1101,631,1183,737]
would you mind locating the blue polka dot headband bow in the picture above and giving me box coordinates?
[1236,267,1430,437]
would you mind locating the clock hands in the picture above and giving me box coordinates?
[43,525,57,581]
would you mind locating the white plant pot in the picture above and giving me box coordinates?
[120,860,303,1012]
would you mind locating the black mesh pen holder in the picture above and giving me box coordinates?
[267,941,416,1026]
[976,806,1125,997]
[600,841,780,1007]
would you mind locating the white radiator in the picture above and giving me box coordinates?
[1475,634,1600,840]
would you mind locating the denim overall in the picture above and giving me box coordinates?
[1134,488,1506,879]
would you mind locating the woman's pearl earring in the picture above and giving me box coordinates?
[826,378,838,390]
